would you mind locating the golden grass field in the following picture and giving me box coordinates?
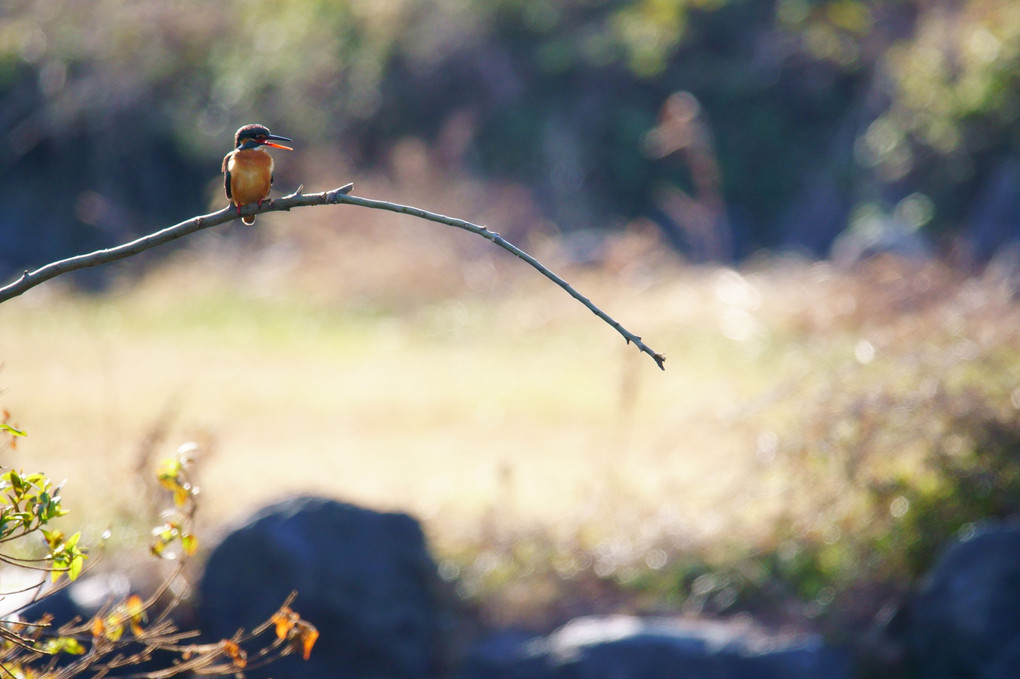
[0,217,797,541]
[3,188,1019,625]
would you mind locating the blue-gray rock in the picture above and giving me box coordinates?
[908,523,1020,679]
[198,495,445,679]
[456,615,853,679]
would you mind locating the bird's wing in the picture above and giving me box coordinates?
[222,154,233,201]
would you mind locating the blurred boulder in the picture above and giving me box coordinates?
[456,615,852,679]
[908,522,1020,678]
[198,495,446,679]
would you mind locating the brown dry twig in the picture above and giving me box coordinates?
[0,184,665,369]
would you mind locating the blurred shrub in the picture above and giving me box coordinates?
[731,259,1020,629]
[0,421,318,679]
[439,260,1020,638]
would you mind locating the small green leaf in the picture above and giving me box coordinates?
[69,554,84,581]
[0,423,26,437]
[25,473,47,486]
[181,533,199,556]
[42,528,63,549]
[103,616,125,641]
[60,637,86,655]
[38,636,87,655]
[152,523,175,541]
[156,458,182,487]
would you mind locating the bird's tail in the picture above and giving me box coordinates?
[242,215,256,226]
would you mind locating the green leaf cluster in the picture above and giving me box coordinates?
[0,469,87,583]
[151,452,200,558]
[42,528,85,582]
[0,417,312,679]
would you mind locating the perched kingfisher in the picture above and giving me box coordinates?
[222,123,293,225]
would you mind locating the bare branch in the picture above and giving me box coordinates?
[0,184,354,305]
[1,184,665,369]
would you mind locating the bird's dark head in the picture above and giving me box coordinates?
[233,124,293,151]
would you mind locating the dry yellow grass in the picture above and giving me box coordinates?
[1,224,784,559]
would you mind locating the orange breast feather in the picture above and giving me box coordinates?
[227,149,274,207]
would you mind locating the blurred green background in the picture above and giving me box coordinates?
[4,0,1020,275]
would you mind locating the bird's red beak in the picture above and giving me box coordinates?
[262,134,293,151]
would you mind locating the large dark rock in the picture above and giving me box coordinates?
[908,523,1020,679]
[456,615,852,679]
[198,495,445,679]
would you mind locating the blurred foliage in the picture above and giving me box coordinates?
[2,0,1020,271]
[430,258,1020,653]
[0,457,86,585]
[0,426,318,679]
[756,356,1020,621]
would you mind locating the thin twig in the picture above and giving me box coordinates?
[0,185,665,369]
